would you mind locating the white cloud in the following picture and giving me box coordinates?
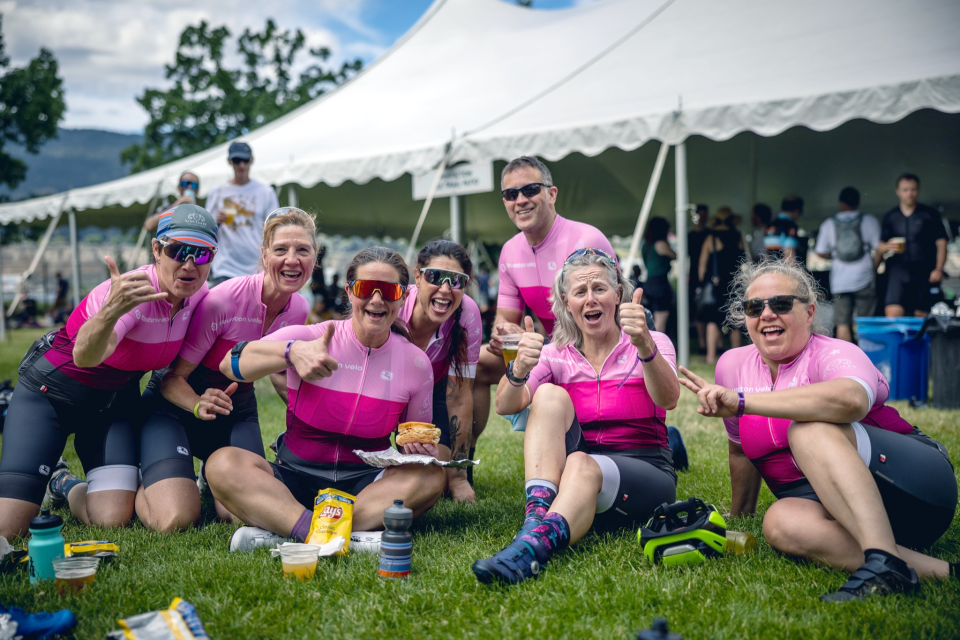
[2,0,389,131]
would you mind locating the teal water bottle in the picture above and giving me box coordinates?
[28,508,64,584]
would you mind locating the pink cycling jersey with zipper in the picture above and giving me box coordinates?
[398,284,482,383]
[715,334,913,492]
[526,331,677,449]
[497,215,615,335]
[264,319,434,465]
[44,264,208,390]
[178,272,309,392]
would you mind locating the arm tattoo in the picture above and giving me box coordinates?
[448,415,470,460]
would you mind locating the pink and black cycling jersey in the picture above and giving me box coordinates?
[264,319,434,466]
[497,215,615,335]
[715,333,913,493]
[398,284,482,383]
[526,331,677,449]
[43,265,207,391]
[178,272,309,394]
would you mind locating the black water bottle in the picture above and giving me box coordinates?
[378,500,413,579]
[637,618,683,640]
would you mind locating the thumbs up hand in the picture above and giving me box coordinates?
[196,381,237,420]
[102,255,167,320]
[620,287,656,358]
[290,323,340,381]
[512,315,544,379]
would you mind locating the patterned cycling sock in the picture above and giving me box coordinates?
[522,479,558,528]
[50,472,85,501]
[289,510,313,542]
[518,512,571,565]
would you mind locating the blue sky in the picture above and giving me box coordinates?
[3,0,593,133]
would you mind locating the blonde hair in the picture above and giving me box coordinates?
[550,253,633,350]
[726,257,830,334]
[260,207,318,270]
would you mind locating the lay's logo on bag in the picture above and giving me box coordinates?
[319,505,343,521]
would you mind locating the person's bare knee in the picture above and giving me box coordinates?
[86,491,135,528]
[528,383,574,428]
[562,452,602,490]
[762,501,809,556]
[206,447,265,498]
[0,499,41,540]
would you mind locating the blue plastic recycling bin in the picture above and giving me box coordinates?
[855,317,930,401]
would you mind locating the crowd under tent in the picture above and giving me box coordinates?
[1,0,957,364]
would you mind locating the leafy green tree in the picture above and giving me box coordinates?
[122,19,362,172]
[0,13,66,190]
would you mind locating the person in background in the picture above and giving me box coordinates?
[475,266,492,313]
[204,141,280,287]
[640,216,676,334]
[688,204,710,353]
[875,173,947,318]
[748,203,773,262]
[471,156,614,453]
[764,196,804,263]
[815,187,880,342]
[49,272,70,324]
[144,172,201,233]
[697,207,744,364]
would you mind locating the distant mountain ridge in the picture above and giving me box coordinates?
[1,128,142,202]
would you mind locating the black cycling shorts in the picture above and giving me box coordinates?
[884,264,938,314]
[773,425,956,550]
[269,435,382,508]
[0,378,141,504]
[138,387,265,489]
[564,417,678,530]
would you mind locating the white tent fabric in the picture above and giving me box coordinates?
[1,0,958,225]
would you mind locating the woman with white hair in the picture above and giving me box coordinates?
[472,248,680,585]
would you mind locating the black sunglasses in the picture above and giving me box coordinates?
[230,158,250,165]
[743,295,808,317]
[180,180,199,190]
[501,182,549,201]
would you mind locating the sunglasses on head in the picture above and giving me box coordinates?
[158,239,216,266]
[743,295,808,317]
[421,268,469,290]
[179,180,199,190]
[347,279,406,302]
[563,247,616,266]
[501,182,549,201]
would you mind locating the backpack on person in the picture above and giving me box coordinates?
[833,213,865,262]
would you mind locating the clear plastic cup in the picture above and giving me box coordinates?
[53,556,100,593]
[890,237,906,254]
[501,334,521,367]
[279,544,319,581]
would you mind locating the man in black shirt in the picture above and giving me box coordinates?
[875,173,947,317]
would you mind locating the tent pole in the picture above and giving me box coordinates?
[69,209,81,308]
[0,226,5,341]
[288,185,298,208]
[131,181,164,267]
[674,142,689,368]
[624,141,670,274]
[450,195,460,244]
[406,145,454,264]
[6,206,65,318]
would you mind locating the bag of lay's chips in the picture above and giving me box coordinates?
[306,489,355,555]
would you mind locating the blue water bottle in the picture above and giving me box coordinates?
[28,508,65,583]
[378,500,412,579]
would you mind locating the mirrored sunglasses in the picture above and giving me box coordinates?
[347,279,406,301]
[158,240,216,266]
[743,295,808,317]
[179,180,199,190]
[501,182,548,201]
[421,268,469,289]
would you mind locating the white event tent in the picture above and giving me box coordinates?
[1,0,958,363]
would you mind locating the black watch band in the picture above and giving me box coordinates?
[506,360,529,384]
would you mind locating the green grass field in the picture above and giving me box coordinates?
[1,327,958,639]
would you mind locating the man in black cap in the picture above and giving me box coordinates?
[204,141,279,286]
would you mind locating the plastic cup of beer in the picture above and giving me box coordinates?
[501,334,521,367]
[279,544,319,581]
[53,556,100,594]
[890,237,905,253]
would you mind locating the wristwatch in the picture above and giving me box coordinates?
[230,341,249,381]
[506,360,529,385]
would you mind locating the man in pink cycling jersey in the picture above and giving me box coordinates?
[472,156,614,453]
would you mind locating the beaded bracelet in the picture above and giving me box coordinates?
[638,343,658,363]
[736,391,746,417]
[284,340,297,367]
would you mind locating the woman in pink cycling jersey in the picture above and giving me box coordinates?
[472,248,680,585]
[400,239,481,503]
[136,207,315,533]
[205,246,445,551]
[0,204,217,540]
[679,258,959,602]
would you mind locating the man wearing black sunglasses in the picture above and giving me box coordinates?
[471,156,614,453]
[205,141,279,287]
[143,171,201,234]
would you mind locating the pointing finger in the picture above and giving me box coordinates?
[632,287,644,305]
[523,316,535,333]
[678,365,708,388]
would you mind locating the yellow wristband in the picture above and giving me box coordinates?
[193,402,201,419]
